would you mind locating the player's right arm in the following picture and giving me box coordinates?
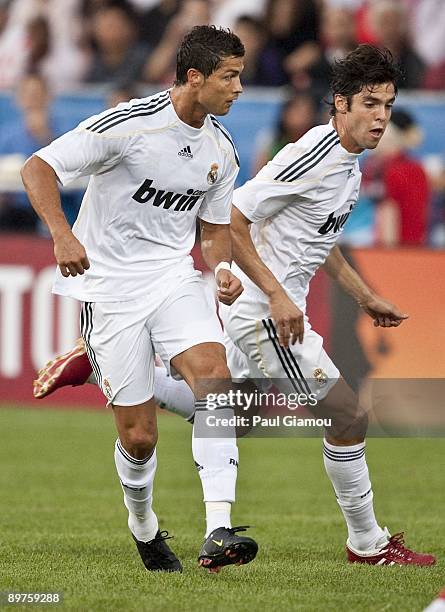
[21,156,89,277]
[231,126,334,346]
[231,205,304,347]
[21,111,129,277]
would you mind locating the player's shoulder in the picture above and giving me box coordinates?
[288,122,339,157]
[207,115,240,168]
[78,90,172,137]
[267,122,341,182]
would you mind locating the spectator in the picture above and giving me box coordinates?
[321,5,358,63]
[253,91,318,174]
[232,15,282,86]
[139,0,180,48]
[411,0,445,70]
[26,15,50,75]
[262,0,321,87]
[0,0,28,90]
[0,73,82,231]
[1,0,87,92]
[375,109,430,246]
[368,0,425,89]
[211,0,267,30]
[295,5,359,100]
[84,1,151,85]
[143,0,210,84]
[106,84,139,109]
[424,156,445,247]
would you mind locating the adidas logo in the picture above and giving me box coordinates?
[178,145,193,158]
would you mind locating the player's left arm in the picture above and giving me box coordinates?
[199,220,243,306]
[322,245,408,327]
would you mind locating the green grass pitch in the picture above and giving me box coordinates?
[0,405,444,611]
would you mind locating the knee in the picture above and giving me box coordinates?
[194,358,231,381]
[121,427,158,460]
[324,398,369,443]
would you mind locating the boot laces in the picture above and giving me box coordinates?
[227,525,251,534]
[383,532,414,560]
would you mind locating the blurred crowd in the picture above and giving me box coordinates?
[0,0,444,245]
[0,0,444,92]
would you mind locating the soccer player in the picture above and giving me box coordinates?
[33,44,435,567]
[223,44,434,567]
[22,25,258,573]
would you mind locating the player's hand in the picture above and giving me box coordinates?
[269,289,304,347]
[54,230,90,277]
[360,294,408,327]
[216,270,243,306]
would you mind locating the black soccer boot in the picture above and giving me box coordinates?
[198,526,258,572]
[133,530,183,572]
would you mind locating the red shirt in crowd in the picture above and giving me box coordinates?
[383,152,430,245]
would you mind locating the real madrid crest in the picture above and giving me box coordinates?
[103,378,113,400]
[207,163,218,185]
[313,368,327,386]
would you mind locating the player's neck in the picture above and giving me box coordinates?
[170,87,207,129]
[332,115,364,154]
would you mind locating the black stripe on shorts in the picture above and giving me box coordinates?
[262,319,305,395]
[80,302,102,389]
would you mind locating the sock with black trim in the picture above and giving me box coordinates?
[192,398,238,537]
[323,438,385,551]
[114,439,158,542]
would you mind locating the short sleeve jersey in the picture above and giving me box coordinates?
[35,90,239,301]
[232,121,362,309]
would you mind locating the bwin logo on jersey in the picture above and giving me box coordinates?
[317,205,353,235]
[132,179,206,211]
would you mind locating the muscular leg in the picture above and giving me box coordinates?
[172,342,238,537]
[113,399,159,542]
[233,312,386,553]
[315,378,385,551]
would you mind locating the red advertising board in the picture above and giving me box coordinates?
[0,235,210,407]
[3,235,441,408]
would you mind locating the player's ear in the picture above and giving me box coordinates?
[187,68,205,88]
[334,94,348,114]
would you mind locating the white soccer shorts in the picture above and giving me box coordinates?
[80,276,223,406]
[221,306,339,402]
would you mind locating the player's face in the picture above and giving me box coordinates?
[198,56,244,116]
[336,82,396,152]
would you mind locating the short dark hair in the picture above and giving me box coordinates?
[175,25,245,85]
[328,44,402,115]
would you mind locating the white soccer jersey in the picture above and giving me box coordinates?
[232,120,362,313]
[35,89,239,301]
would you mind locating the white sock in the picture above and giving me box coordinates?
[424,591,445,612]
[154,365,195,421]
[114,439,158,542]
[205,502,231,537]
[127,510,158,543]
[192,399,238,537]
[323,439,385,551]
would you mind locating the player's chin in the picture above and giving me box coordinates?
[366,139,380,150]
[213,103,232,116]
